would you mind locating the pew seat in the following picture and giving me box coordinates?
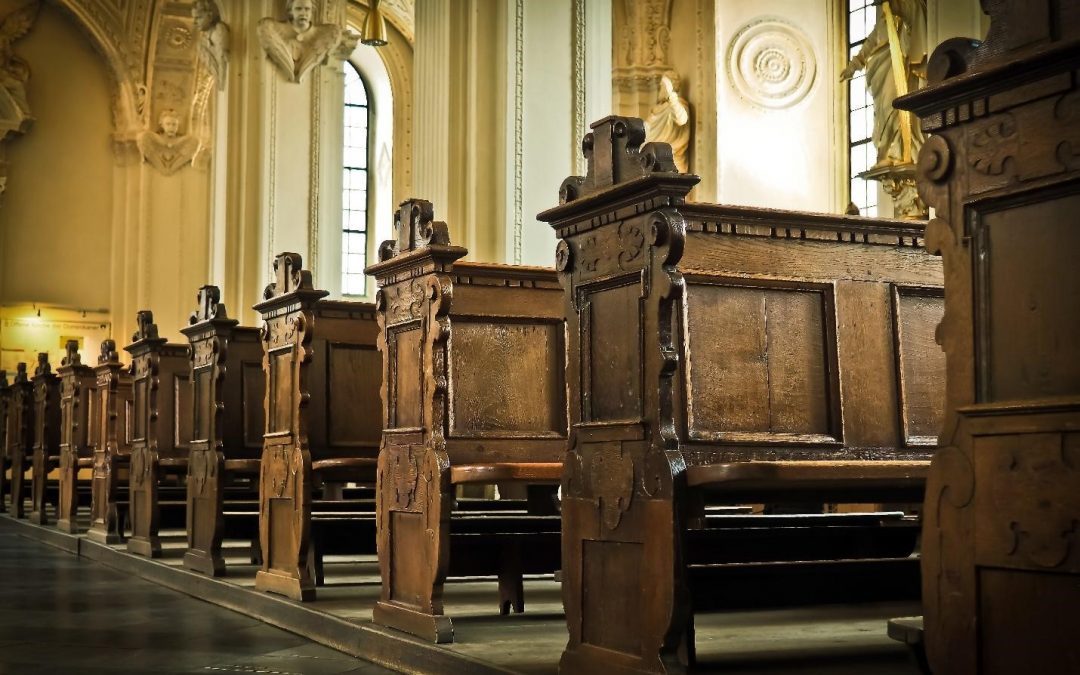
[686,460,929,501]
[223,459,260,473]
[450,462,562,484]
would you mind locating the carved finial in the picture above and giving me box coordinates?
[378,199,451,262]
[98,339,121,365]
[62,339,81,367]
[559,116,682,205]
[0,370,8,388]
[190,285,229,324]
[132,310,159,342]
[14,362,28,383]
[263,252,316,300]
[34,352,50,377]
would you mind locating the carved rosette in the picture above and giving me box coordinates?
[727,18,817,109]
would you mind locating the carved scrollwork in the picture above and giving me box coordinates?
[390,198,451,256]
[133,310,160,342]
[384,277,427,325]
[98,339,121,365]
[920,135,952,183]
[33,352,50,377]
[559,116,688,205]
[190,285,228,324]
[555,239,571,272]
[61,340,82,368]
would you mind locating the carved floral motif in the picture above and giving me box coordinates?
[590,442,635,530]
[968,113,1019,176]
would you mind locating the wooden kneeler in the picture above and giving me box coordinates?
[86,340,133,545]
[56,341,97,533]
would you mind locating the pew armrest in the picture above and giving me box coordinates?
[159,457,189,469]
[450,462,562,485]
[686,460,929,503]
[312,457,377,483]
[223,459,261,474]
[77,458,94,468]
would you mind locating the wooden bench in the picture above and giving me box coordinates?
[366,200,566,643]
[86,340,134,545]
[252,252,382,601]
[56,340,98,534]
[6,362,33,519]
[538,116,945,674]
[124,311,193,557]
[29,353,61,525]
[892,4,1080,671]
[180,285,265,576]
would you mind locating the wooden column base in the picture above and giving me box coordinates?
[184,549,226,577]
[255,569,315,602]
[55,518,80,534]
[373,600,454,644]
[28,510,49,526]
[127,535,162,558]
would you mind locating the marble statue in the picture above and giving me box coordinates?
[840,0,927,167]
[192,0,229,91]
[257,0,359,84]
[644,71,690,173]
[138,108,200,175]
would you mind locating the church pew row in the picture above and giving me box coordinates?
[6,362,33,518]
[180,286,265,576]
[0,371,9,507]
[252,252,383,601]
[56,341,99,533]
[891,4,1080,671]
[366,200,565,643]
[29,354,61,525]
[124,311,193,557]
[86,340,133,544]
[538,116,945,674]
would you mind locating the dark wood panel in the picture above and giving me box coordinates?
[327,343,381,446]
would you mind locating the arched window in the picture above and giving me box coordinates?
[342,62,370,296]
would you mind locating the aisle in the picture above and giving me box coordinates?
[0,533,392,674]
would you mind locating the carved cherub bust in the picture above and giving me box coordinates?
[192,0,230,91]
[257,0,359,83]
[138,108,199,175]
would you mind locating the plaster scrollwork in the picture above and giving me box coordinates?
[258,0,359,84]
[0,1,42,194]
[727,18,817,110]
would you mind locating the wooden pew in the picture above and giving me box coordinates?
[56,340,98,533]
[29,353,61,525]
[124,311,193,557]
[181,285,265,576]
[538,116,944,674]
[0,371,9,506]
[253,252,381,601]
[86,340,133,545]
[367,200,565,643]
[7,362,33,518]
[892,4,1080,672]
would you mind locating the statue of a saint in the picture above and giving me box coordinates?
[192,0,229,91]
[841,0,927,168]
[644,71,691,173]
[138,108,200,176]
[257,0,359,84]
[0,1,41,128]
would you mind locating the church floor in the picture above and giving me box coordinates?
[0,532,391,674]
[0,515,924,674]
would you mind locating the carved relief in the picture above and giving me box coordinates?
[968,113,1019,177]
[191,0,228,91]
[258,0,359,84]
[384,278,426,324]
[0,1,41,194]
[137,107,199,175]
[728,18,817,110]
[389,444,420,509]
[590,442,635,530]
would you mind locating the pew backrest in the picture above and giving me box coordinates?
[124,311,192,460]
